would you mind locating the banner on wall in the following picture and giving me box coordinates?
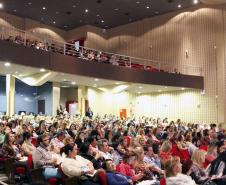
[120,109,127,119]
[69,103,79,115]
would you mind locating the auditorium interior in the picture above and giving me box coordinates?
[0,0,226,185]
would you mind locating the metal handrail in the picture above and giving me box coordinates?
[0,26,203,76]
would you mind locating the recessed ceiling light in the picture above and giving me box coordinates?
[71,82,76,85]
[63,79,67,81]
[0,3,3,9]
[94,78,99,81]
[40,68,46,72]
[28,2,32,5]
[85,9,89,13]
[165,86,168,89]
[146,6,150,9]
[101,20,104,23]
[178,4,181,8]
[181,88,185,90]
[114,8,119,11]
[136,1,140,4]
[4,62,11,67]
[72,5,76,8]
[42,7,46,10]
[193,0,199,4]
[155,11,159,15]
[53,21,56,24]
[13,9,17,12]
[139,86,143,89]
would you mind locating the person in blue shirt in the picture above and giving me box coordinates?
[102,159,132,185]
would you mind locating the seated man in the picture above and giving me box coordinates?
[32,134,61,180]
[98,139,114,160]
[61,144,99,185]
[102,159,132,185]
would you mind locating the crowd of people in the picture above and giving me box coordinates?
[0,30,181,74]
[0,112,225,185]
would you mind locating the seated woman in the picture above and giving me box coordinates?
[1,133,31,181]
[21,132,36,156]
[189,149,210,184]
[116,153,145,183]
[165,156,196,185]
[131,147,162,183]
[159,140,172,163]
[61,144,99,185]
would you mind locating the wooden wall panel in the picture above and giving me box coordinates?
[84,5,226,123]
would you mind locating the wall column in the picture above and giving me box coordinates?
[6,74,15,116]
[52,82,60,116]
[78,86,87,117]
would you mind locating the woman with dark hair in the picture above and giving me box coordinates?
[21,132,36,155]
[207,150,226,185]
[1,133,31,181]
[75,131,85,149]
[68,124,77,138]
[80,142,103,169]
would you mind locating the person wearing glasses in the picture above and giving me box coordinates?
[32,134,62,180]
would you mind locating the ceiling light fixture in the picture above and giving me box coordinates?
[53,21,56,24]
[4,62,11,67]
[181,88,185,90]
[40,68,46,72]
[72,82,76,85]
[193,0,199,4]
[28,2,32,5]
[94,78,99,81]
[139,86,143,89]
[85,9,89,13]
[178,4,182,8]
[101,20,104,23]
[114,8,119,11]
[146,6,150,9]
[0,3,3,9]
[42,7,46,10]
[72,5,76,8]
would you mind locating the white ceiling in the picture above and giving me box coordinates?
[0,61,195,94]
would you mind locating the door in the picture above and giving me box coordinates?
[38,100,45,115]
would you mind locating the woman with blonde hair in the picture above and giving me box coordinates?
[189,149,211,184]
[159,140,172,162]
[165,156,196,185]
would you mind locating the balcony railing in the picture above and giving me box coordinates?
[0,26,203,76]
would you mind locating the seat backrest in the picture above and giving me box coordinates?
[98,170,107,185]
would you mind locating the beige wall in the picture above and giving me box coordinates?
[0,11,66,41]
[84,5,226,124]
[87,87,217,124]
[60,87,78,108]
